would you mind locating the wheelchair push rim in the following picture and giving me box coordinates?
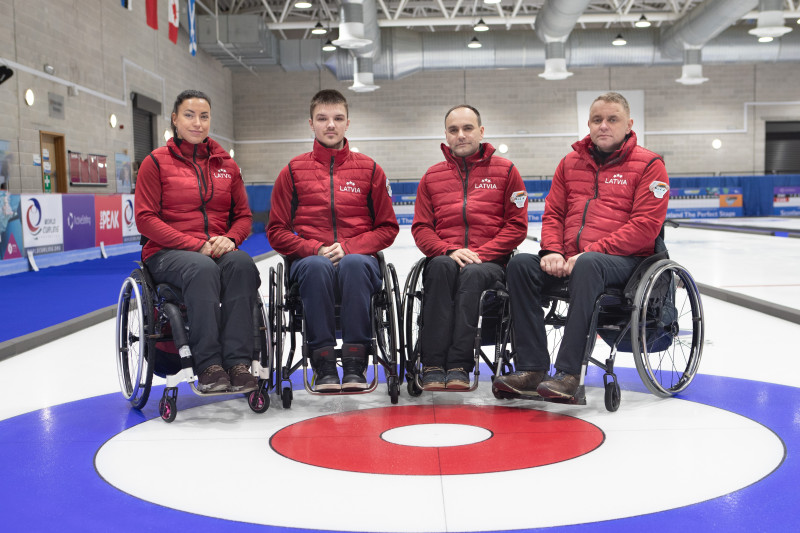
[632,259,704,397]
[115,270,154,409]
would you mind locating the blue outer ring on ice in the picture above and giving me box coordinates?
[0,368,794,533]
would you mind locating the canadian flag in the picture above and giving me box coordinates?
[168,0,179,44]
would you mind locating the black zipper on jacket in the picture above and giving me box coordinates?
[193,145,212,239]
[329,156,338,242]
[576,168,600,252]
[460,157,470,249]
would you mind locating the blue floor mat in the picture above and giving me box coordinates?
[0,234,272,343]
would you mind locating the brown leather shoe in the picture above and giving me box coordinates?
[492,370,546,398]
[228,363,258,393]
[197,364,231,392]
[537,371,581,399]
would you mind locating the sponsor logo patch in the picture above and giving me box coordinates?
[649,181,669,199]
[510,190,527,208]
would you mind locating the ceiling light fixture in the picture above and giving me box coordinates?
[467,36,482,49]
[612,34,627,46]
[322,39,337,51]
[311,22,327,35]
[294,0,312,9]
[109,114,117,128]
[711,139,722,150]
[758,36,774,42]
[24,88,34,106]
[474,18,489,32]
[483,0,501,4]
[634,15,651,28]
[163,129,172,142]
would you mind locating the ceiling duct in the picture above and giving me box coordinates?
[196,14,278,68]
[534,0,591,80]
[333,0,373,49]
[659,0,758,60]
[676,49,709,85]
[323,25,800,81]
[349,57,380,92]
[748,0,793,39]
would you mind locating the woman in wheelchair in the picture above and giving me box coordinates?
[493,92,670,402]
[134,89,261,394]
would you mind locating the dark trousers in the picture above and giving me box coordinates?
[507,252,643,375]
[289,254,382,351]
[419,256,505,371]
[145,249,261,374]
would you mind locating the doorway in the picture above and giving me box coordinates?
[38,131,67,193]
[766,121,800,174]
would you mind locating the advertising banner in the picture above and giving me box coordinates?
[391,194,416,225]
[62,195,95,251]
[95,194,123,246]
[0,191,23,260]
[527,191,547,223]
[121,194,140,243]
[666,187,742,219]
[21,194,63,254]
[773,186,800,216]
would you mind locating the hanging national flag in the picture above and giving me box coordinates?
[168,0,179,43]
[188,0,197,56]
[146,0,158,30]
[120,0,131,9]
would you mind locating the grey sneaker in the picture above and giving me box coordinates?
[492,370,546,398]
[228,363,258,393]
[537,371,581,399]
[445,368,470,390]
[421,366,446,391]
[197,364,231,392]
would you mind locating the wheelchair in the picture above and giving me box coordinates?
[493,224,705,412]
[267,252,403,408]
[115,262,274,422]
[401,257,514,396]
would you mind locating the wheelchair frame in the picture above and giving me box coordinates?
[267,252,403,408]
[401,257,515,396]
[115,262,274,422]
[492,253,705,412]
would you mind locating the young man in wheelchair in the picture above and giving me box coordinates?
[411,105,528,390]
[267,90,399,392]
[493,92,670,402]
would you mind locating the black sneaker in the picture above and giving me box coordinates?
[421,366,446,391]
[311,346,341,392]
[197,364,230,392]
[342,343,369,391]
[228,363,258,393]
[445,368,470,390]
[492,370,546,398]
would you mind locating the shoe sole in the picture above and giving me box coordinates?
[422,382,446,391]
[230,383,259,393]
[537,385,576,400]
[445,380,470,390]
[197,381,230,393]
[314,383,342,392]
[341,383,369,391]
[492,380,541,398]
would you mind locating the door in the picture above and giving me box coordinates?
[39,131,67,192]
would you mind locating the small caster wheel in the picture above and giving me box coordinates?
[604,379,621,412]
[406,379,422,397]
[281,386,293,409]
[388,376,399,404]
[248,389,270,413]
[159,397,177,423]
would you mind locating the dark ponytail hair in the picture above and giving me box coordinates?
[171,89,211,138]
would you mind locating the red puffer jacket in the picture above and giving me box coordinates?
[540,132,669,259]
[412,142,528,262]
[135,137,252,262]
[267,139,399,258]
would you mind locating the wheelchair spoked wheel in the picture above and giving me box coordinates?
[374,261,400,404]
[631,259,704,398]
[388,262,405,385]
[116,269,155,410]
[401,258,425,397]
[543,297,569,369]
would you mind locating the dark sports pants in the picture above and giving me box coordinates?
[145,249,261,374]
[506,251,643,375]
[419,256,505,371]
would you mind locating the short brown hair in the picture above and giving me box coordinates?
[310,89,348,118]
[444,104,482,126]
[592,92,630,116]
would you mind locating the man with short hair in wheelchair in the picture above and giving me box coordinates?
[412,105,528,390]
[493,92,670,402]
[267,89,399,392]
